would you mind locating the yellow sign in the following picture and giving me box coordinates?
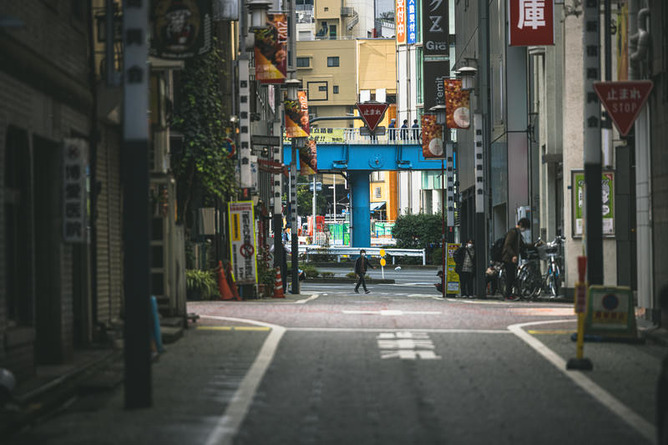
[380,249,386,257]
[446,243,460,294]
[380,258,387,267]
[231,213,241,241]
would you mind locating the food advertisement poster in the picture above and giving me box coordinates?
[421,114,443,158]
[254,13,287,84]
[299,139,318,175]
[444,79,471,129]
[285,91,310,138]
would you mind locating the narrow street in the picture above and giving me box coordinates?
[7,282,662,444]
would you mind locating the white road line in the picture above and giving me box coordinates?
[295,294,320,304]
[202,316,286,445]
[288,327,511,334]
[508,319,655,443]
[342,310,441,316]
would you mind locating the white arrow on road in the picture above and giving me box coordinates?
[342,310,441,316]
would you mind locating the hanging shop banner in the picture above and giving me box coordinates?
[285,90,310,138]
[508,0,554,46]
[228,201,258,284]
[254,13,288,84]
[421,114,443,158]
[446,243,461,294]
[151,0,213,59]
[300,139,318,175]
[423,60,449,113]
[571,170,615,238]
[395,0,406,45]
[63,138,88,243]
[444,79,471,129]
[422,0,448,56]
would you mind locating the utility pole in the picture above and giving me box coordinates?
[583,0,603,285]
[287,0,300,294]
[122,0,151,409]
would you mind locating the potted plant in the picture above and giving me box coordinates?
[186,269,217,300]
[256,260,276,297]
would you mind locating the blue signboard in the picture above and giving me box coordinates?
[407,0,417,44]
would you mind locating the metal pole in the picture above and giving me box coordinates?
[291,143,300,293]
[584,0,603,285]
[441,158,446,298]
[312,174,317,240]
[122,0,151,408]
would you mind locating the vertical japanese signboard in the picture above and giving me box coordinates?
[229,201,258,284]
[422,0,448,56]
[406,0,417,44]
[151,0,213,59]
[508,0,554,46]
[395,0,406,45]
[63,138,88,243]
[254,13,288,84]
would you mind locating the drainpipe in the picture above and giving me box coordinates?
[629,0,653,313]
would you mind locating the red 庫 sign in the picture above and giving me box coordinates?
[356,103,389,132]
[593,81,653,136]
[508,0,554,46]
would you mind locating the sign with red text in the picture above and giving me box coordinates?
[593,80,653,136]
[508,0,554,46]
[357,103,389,132]
[228,201,257,284]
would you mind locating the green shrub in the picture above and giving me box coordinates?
[186,269,217,300]
[301,264,320,278]
[430,248,444,266]
[321,271,334,278]
[346,271,357,279]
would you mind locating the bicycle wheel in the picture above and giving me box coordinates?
[546,274,558,298]
[515,267,534,299]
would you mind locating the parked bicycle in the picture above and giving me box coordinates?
[514,235,564,300]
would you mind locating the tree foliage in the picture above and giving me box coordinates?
[392,213,443,249]
[171,40,237,224]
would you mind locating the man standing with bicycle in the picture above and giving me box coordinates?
[502,218,530,301]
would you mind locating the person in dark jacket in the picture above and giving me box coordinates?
[411,119,420,141]
[400,119,409,140]
[354,249,375,294]
[502,217,530,300]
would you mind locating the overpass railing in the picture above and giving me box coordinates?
[284,127,422,145]
[298,245,426,265]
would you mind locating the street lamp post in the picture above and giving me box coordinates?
[285,78,302,294]
[430,104,447,299]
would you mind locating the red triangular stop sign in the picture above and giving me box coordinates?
[593,81,653,136]
[356,102,389,132]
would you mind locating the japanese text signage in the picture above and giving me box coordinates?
[422,0,448,56]
[395,0,406,45]
[593,81,653,136]
[406,0,417,44]
[356,103,389,132]
[228,201,257,284]
[508,0,554,46]
[123,0,148,141]
[63,138,88,243]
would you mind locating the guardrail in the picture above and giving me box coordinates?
[297,245,426,265]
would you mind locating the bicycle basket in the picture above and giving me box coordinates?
[537,244,548,260]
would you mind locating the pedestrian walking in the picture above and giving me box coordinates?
[411,119,420,141]
[400,119,409,140]
[354,249,375,294]
[502,217,530,301]
[388,118,396,141]
[455,240,475,297]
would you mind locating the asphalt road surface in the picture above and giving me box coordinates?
[8,281,663,445]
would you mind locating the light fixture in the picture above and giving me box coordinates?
[284,78,302,101]
[430,104,447,126]
[247,0,271,31]
[456,66,478,91]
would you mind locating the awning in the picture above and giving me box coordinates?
[370,201,386,211]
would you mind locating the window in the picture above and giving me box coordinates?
[333,85,339,94]
[297,57,310,68]
[318,85,327,92]
[327,56,339,67]
[371,171,385,182]
[374,187,382,198]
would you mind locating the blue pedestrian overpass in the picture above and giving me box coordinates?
[284,128,449,247]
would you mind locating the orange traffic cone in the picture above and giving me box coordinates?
[217,261,235,301]
[272,267,285,298]
[226,262,242,301]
